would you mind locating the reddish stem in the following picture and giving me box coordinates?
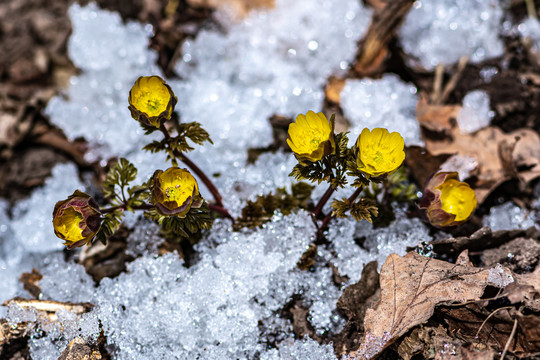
[100,203,153,214]
[313,185,335,219]
[158,123,231,219]
[317,186,363,237]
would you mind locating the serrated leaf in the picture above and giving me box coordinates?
[94,211,123,246]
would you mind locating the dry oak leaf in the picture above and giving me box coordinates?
[345,251,499,360]
[504,265,540,311]
[416,93,461,135]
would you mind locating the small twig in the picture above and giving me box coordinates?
[431,63,444,103]
[313,185,335,219]
[436,56,468,105]
[525,0,538,19]
[500,314,519,360]
[474,306,513,339]
[158,123,231,219]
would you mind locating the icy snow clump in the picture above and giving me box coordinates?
[456,90,494,133]
[483,202,537,231]
[399,0,505,70]
[340,75,423,146]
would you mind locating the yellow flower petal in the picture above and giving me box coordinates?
[152,168,200,217]
[438,179,477,222]
[356,128,405,177]
[128,75,177,127]
[287,110,335,163]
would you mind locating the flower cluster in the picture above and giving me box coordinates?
[287,110,476,230]
[53,75,215,249]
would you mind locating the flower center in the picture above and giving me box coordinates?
[165,183,191,204]
[54,208,85,241]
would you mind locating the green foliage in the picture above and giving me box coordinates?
[143,121,212,164]
[94,211,123,245]
[331,197,378,223]
[102,158,138,204]
[289,131,350,189]
[387,167,419,202]
[145,203,213,238]
[235,182,315,229]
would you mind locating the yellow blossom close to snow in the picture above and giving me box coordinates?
[128,75,177,128]
[287,111,335,164]
[152,167,203,217]
[52,190,102,249]
[356,128,405,178]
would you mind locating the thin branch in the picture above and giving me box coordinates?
[500,315,519,360]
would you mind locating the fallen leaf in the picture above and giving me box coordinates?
[186,0,274,19]
[428,227,540,259]
[416,93,461,135]
[396,325,455,360]
[58,337,102,360]
[439,305,540,356]
[19,269,43,299]
[345,251,494,359]
[505,265,540,311]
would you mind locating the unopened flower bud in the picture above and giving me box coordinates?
[151,167,203,217]
[128,75,177,128]
[52,190,102,249]
[419,172,477,228]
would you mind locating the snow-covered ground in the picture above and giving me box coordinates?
[2,0,540,359]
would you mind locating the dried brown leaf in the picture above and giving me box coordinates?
[416,93,461,135]
[345,252,494,359]
[186,0,274,19]
[439,305,540,356]
[19,269,43,299]
[58,337,103,360]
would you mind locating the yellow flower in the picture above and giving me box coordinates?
[419,172,477,228]
[287,111,335,164]
[128,75,178,128]
[151,167,203,217]
[52,190,102,249]
[356,128,405,178]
